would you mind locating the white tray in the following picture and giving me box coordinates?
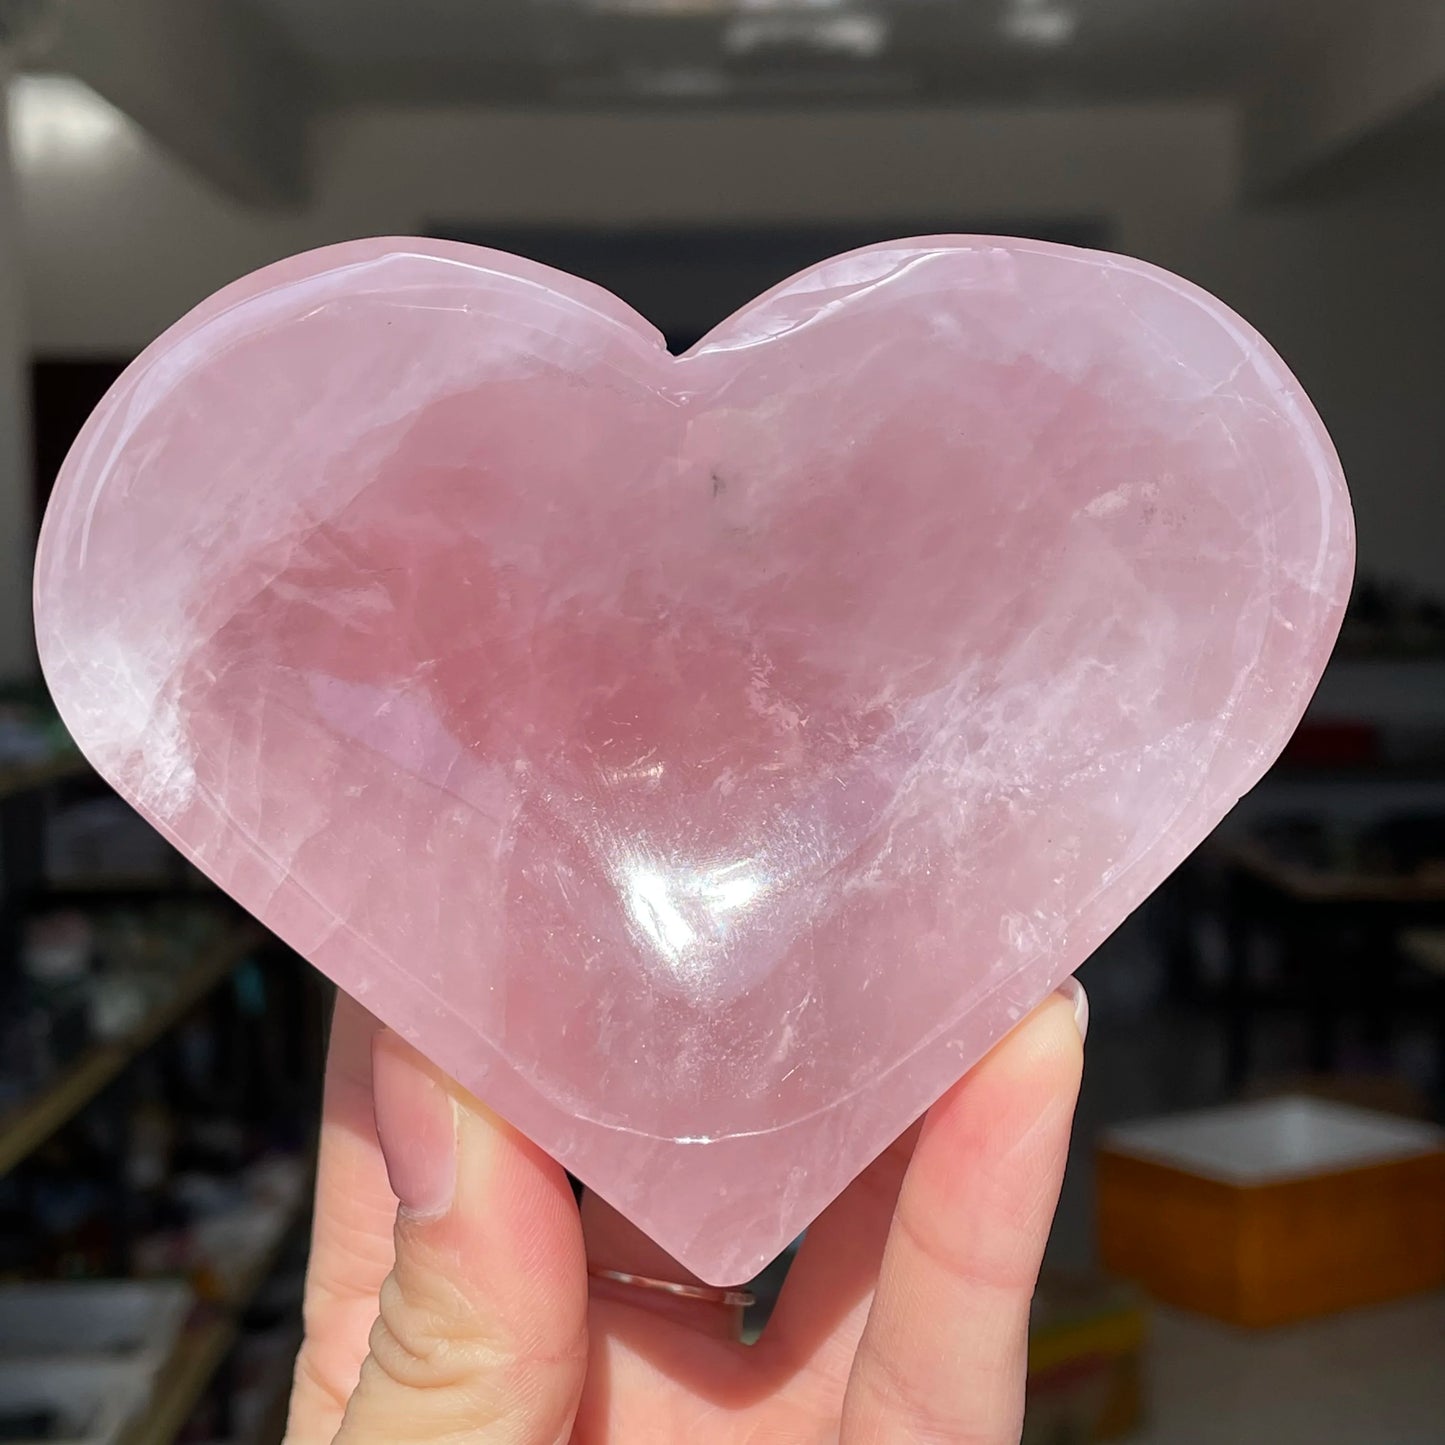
[0,1357,152,1445]
[1102,1095,1445,1185]
[0,1279,193,1366]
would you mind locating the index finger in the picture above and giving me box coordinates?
[839,988,1084,1444]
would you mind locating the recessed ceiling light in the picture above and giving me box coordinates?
[579,0,714,13]
[556,64,917,101]
[581,0,848,14]
[725,13,889,59]
[9,74,128,167]
[1000,0,1078,47]
[628,64,736,97]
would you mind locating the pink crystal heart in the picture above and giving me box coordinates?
[35,237,1353,1282]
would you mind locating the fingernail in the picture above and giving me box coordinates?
[372,1033,457,1219]
[1055,976,1089,1043]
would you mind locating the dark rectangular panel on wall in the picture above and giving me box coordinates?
[31,359,130,520]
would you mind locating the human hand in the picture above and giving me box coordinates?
[284,982,1085,1444]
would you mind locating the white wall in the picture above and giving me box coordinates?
[10,86,1445,596]
[1152,202,1445,602]
[12,92,1237,349]
[0,65,34,676]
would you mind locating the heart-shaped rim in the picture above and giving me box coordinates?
[35,237,1353,1281]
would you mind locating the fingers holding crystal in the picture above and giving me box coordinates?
[325,1032,590,1445]
[838,991,1083,1444]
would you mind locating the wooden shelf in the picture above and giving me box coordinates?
[224,1187,312,1312]
[119,1317,239,1445]
[243,1345,302,1445]
[1219,838,1445,905]
[0,750,89,800]
[0,925,261,1178]
[119,1173,313,1445]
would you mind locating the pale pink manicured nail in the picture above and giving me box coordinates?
[1055,976,1089,1043]
[372,1033,456,1218]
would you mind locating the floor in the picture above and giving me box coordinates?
[1046,913,1445,1444]
[1135,1295,1445,1445]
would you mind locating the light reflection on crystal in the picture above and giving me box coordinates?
[618,854,775,985]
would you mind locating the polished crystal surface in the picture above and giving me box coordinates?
[34,237,1353,1283]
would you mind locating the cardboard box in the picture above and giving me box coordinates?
[1098,1096,1445,1327]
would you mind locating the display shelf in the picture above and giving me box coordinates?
[1219,837,1445,905]
[225,1185,312,1313]
[1,746,312,1443]
[243,1347,302,1445]
[119,1174,312,1445]
[0,749,88,800]
[0,924,261,1177]
[120,1316,239,1445]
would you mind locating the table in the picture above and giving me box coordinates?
[1216,838,1445,1088]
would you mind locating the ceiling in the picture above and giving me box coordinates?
[243,0,1304,108]
[28,0,1439,209]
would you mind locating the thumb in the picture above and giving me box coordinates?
[329,1032,588,1445]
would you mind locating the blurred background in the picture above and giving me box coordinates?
[1,2,1444,1442]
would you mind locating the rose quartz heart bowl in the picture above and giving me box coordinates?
[35,237,1353,1282]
